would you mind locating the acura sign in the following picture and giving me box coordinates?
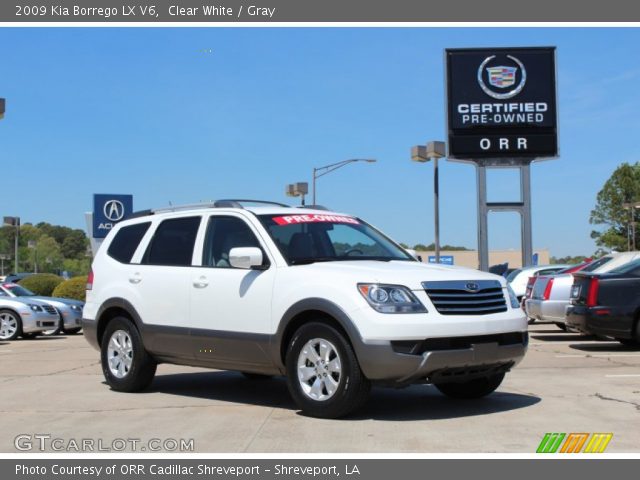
[92,194,133,239]
[446,47,558,160]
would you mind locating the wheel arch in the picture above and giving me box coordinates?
[95,298,145,348]
[274,298,363,370]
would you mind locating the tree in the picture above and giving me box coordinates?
[590,162,640,251]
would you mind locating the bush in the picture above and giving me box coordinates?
[19,274,64,296]
[52,276,87,302]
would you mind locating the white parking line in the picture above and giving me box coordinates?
[556,354,640,358]
[605,374,640,377]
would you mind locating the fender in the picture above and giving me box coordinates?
[84,297,146,351]
[270,298,365,371]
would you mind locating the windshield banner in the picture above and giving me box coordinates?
[272,214,360,225]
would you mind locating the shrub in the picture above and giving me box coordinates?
[19,273,64,296]
[52,276,87,302]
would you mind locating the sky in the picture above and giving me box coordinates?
[1,27,639,258]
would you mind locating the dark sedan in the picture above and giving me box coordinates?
[566,259,640,346]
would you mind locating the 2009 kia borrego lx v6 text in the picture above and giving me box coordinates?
[82,200,528,418]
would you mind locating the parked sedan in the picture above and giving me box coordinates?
[566,259,640,345]
[0,283,83,336]
[0,294,61,340]
[507,265,570,300]
[526,252,640,331]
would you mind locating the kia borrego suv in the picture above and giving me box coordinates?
[83,200,528,418]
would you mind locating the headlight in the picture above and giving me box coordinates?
[506,285,520,309]
[29,304,43,312]
[69,305,82,312]
[358,284,427,314]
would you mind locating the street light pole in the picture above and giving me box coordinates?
[312,159,377,205]
[411,141,446,264]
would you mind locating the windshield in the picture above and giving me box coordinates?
[506,269,522,282]
[258,214,414,265]
[607,258,640,275]
[2,283,35,296]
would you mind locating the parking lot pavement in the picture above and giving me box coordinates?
[0,324,638,453]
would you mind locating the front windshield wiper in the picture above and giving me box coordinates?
[289,257,337,265]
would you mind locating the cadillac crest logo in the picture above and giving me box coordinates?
[477,55,527,100]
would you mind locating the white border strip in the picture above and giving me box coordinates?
[2,22,640,27]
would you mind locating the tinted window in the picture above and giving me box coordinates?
[202,216,264,268]
[107,222,151,263]
[143,217,200,266]
[608,258,640,275]
[506,269,522,282]
[581,256,613,272]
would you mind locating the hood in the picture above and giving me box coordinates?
[31,296,84,308]
[297,260,505,290]
[0,296,50,310]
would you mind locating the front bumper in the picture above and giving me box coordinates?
[21,311,60,334]
[354,331,528,385]
[525,298,568,323]
[566,305,634,339]
[58,308,83,330]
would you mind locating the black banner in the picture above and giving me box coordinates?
[446,47,558,160]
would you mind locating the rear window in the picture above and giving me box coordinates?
[142,217,201,266]
[581,256,613,273]
[107,222,151,263]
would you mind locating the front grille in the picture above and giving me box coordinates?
[423,280,507,315]
[42,305,58,316]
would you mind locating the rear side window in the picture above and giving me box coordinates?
[143,217,201,266]
[107,222,151,263]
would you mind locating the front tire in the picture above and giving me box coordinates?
[100,316,157,392]
[0,310,22,341]
[435,373,505,399]
[285,322,370,419]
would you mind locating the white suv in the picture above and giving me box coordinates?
[83,200,527,418]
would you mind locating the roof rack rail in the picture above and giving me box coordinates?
[296,204,330,211]
[213,199,290,208]
[128,200,292,218]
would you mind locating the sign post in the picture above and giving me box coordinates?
[445,47,558,270]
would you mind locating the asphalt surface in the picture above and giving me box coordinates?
[0,324,638,453]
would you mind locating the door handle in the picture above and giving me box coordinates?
[193,276,209,288]
[129,273,142,284]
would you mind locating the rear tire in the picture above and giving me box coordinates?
[100,316,156,392]
[0,309,22,341]
[435,373,505,399]
[285,322,370,418]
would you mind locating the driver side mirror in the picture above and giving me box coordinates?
[229,247,266,270]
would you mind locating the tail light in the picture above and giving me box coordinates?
[586,278,599,307]
[542,277,555,300]
[525,276,536,299]
[86,269,94,291]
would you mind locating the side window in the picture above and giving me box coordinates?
[107,222,151,264]
[142,217,200,266]
[202,217,264,268]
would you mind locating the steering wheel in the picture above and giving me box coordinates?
[344,248,364,256]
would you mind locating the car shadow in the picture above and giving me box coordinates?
[141,371,540,421]
[23,336,65,341]
[569,342,640,352]
[530,333,597,342]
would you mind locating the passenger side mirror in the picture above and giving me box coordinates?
[229,247,265,270]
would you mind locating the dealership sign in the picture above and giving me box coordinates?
[92,194,133,239]
[446,47,558,160]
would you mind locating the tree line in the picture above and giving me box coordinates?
[0,222,90,276]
